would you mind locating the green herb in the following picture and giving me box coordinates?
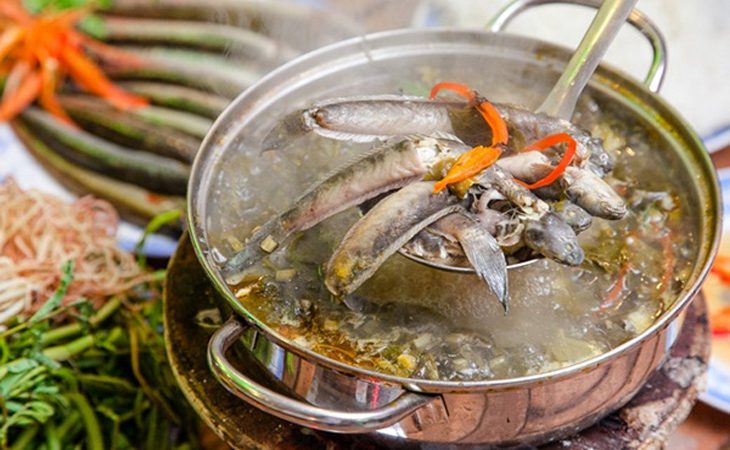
[29,260,74,324]
[22,0,110,14]
[0,276,199,449]
[134,209,183,262]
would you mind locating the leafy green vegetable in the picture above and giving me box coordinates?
[0,272,199,449]
[22,0,110,14]
[135,209,183,265]
[29,260,74,324]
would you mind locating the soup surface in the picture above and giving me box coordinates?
[215,69,700,382]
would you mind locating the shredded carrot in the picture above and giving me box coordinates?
[0,71,41,121]
[68,30,145,68]
[429,82,509,193]
[0,1,32,25]
[517,132,577,189]
[433,146,502,193]
[60,44,147,110]
[0,179,154,318]
[476,101,508,146]
[0,3,147,123]
[429,81,475,103]
[39,57,75,126]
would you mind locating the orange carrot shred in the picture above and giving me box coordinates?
[429,81,476,103]
[0,1,32,25]
[39,59,75,126]
[517,132,577,189]
[433,146,503,193]
[68,30,145,68]
[476,100,508,146]
[60,45,148,111]
[0,71,41,121]
[0,28,24,62]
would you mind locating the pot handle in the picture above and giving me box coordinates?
[488,0,666,93]
[207,318,433,433]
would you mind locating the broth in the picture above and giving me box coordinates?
[223,86,698,382]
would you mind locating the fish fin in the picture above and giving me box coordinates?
[429,130,466,143]
[261,111,310,152]
[459,223,509,312]
[313,127,387,143]
[312,94,429,108]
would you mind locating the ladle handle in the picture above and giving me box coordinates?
[208,318,432,433]
[488,0,667,95]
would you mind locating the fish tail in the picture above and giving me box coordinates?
[459,225,509,313]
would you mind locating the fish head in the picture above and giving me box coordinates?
[563,168,628,220]
[524,213,584,266]
[557,202,593,233]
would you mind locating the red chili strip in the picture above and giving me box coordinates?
[517,132,576,189]
[429,81,475,103]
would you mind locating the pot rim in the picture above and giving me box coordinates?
[188,27,721,392]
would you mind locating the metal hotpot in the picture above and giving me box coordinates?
[188,1,720,446]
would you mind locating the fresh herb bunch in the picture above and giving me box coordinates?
[0,262,199,450]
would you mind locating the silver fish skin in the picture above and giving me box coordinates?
[496,152,619,225]
[262,95,456,151]
[261,94,611,171]
[325,181,461,297]
[561,166,627,220]
[222,137,465,283]
[524,212,584,266]
[495,151,552,183]
[426,213,509,312]
[498,107,613,174]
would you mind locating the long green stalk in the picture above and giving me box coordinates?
[67,393,104,450]
[76,374,137,393]
[55,410,81,439]
[105,47,258,98]
[19,109,190,195]
[11,123,185,225]
[60,95,202,162]
[99,16,298,64]
[43,335,96,362]
[44,421,61,450]
[9,425,39,450]
[40,298,122,347]
[132,105,213,140]
[115,81,229,119]
[103,0,355,46]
